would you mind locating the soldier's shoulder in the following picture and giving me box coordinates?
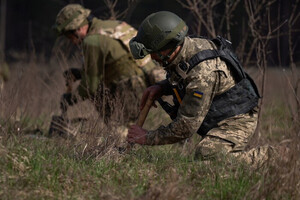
[92,18,120,29]
[188,63,214,81]
[100,20,121,28]
[83,34,102,46]
[183,37,219,75]
[84,33,115,47]
[187,56,217,79]
[187,37,213,51]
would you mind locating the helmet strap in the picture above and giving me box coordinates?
[158,42,182,67]
[87,14,94,23]
[86,14,94,33]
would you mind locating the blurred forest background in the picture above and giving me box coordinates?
[0,0,299,67]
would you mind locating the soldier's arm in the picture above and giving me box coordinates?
[145,61,219,145]
[155,79,174,96]
[77,35,105,99]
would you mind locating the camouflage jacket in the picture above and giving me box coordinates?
[77,18,157,98]
[146,37,238,145]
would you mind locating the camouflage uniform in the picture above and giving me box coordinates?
[145,37,271,165]
[78,18,162,123]
[54,4,163,125]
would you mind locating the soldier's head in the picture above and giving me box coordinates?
[130,11,188,66]
[53,4,91,45]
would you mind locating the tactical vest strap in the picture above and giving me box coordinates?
[184,36,260,135]
[186,49,222,73]
[167,36,260,136]
[184,36,247,81]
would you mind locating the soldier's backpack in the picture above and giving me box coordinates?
[91,20,152,67]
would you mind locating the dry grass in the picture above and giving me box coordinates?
[245,66,300,199]
[0,57,299,199]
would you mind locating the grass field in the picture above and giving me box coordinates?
[0,59,299,199]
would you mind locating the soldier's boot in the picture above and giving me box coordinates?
[48,115,77,138]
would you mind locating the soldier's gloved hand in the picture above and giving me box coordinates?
[127,125,147,145]
[63,68,82,81]
[60,93,78,114]
[62,93,78,106]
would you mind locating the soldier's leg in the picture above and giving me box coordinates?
[235,145,276,167]
[195,135,234,160]
[195,110,274,166]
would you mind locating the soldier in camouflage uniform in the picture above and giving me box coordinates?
[127,11,274,166]
[52,4,163,128]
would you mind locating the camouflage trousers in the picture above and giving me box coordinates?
[195,109,274,167]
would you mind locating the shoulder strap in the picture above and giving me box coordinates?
[182,35,260,97]
[183,36,247,81]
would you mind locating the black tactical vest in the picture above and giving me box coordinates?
[158,36,260,136]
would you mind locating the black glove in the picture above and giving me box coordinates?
[63,68,82,81]
[60,93,78,113]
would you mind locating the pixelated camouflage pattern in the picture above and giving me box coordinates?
[146,37,268,165]
[147,37,236,144]
[55,4,91,33]
[194,110,272,166]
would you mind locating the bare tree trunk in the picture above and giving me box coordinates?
[225,0,241,41]
[244,0,277,137]
[287,0,300,126]
[288,0,299,69]
[0,0,7,90]
[176,0,221,37]
[276,1,282,67]
[256,41,268,128]
[236,17,248,64]
[0,0,6,64]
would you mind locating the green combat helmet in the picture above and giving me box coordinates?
[129,11,188,64]
[53,4,91,35]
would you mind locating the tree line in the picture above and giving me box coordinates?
[0,0,299,67]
